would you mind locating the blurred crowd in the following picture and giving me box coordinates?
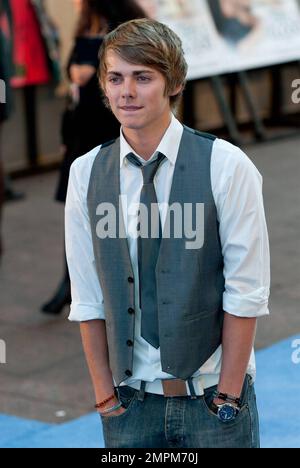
[0,0,60,257]
[0,0,147,310]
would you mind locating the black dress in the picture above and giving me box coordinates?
[55,36,120,202]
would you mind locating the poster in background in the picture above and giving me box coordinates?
[136,0,300,79]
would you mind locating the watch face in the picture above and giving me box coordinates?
[218,404,237,422]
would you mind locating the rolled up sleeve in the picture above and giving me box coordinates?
[65,149,105,322]
[213,141,270,318]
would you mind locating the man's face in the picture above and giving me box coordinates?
[103,50,178,132]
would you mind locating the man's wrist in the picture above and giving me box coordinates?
[98,399,123,415]
[213,397,239,407]
[96,395,121,412]
[213,390,242,407]
[94,387,120,410]
[217,383,243,398]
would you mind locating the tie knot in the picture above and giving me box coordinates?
[126,152,166,184]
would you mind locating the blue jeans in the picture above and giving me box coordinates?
[100,374,260,448]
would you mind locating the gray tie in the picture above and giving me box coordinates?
[126,152,166,348]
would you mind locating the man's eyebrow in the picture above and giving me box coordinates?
[107,70,155,76]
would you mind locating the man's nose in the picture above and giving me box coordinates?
[121,78,137,98]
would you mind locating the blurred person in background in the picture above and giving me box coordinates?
[0,0,14,259]
[9,0,60,166]
[41,0,146,314]
[0,0,60,259]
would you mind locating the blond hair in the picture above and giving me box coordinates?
[99,18,188,111]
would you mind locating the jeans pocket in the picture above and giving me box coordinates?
[202,397,248,425]
[202,381,249,423]
[202,384,219,418]
[100,386,137,421]
[118,386,137,408]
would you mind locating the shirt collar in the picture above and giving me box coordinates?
[120,113,184,168]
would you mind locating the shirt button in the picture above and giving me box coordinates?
[128,308,135,315]
[125,369,132,377]
[128,277,134,284]
[126,340,133,347]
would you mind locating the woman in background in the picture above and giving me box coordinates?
[41,0,146,314]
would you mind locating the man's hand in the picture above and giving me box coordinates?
[70,64,96,87]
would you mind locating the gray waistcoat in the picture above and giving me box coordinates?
[87,126,225,385]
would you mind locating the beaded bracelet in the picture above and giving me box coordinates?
[94,393,115,409]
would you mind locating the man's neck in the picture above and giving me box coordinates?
[122,115,172,161]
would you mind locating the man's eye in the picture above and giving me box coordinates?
[109,77,121,83]
[137,76,150,81]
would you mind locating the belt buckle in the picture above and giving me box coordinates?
[162,378,188,397]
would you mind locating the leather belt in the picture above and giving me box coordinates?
[122,377,203,399]
[162,378,191,397]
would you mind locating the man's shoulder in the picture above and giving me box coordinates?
[212,138,262,186]
[70,145,102,174]
[213,138,259,170]
[183,127,257,172]
[71,138,118,172]
[183,125,217,142]
[101,138,118,149]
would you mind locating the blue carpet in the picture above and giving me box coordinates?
[1,335,300,448]
[255,335,300,448]
[0,415,53,448]
[0,413,104,448]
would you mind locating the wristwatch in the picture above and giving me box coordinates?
[210,402,240,422]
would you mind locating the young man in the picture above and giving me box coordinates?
[66,19,270,448]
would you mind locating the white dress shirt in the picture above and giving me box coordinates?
[65,114,270,395]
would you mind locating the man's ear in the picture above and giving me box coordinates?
[169,84,184,97]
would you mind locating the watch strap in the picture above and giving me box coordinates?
[213,391,242,407]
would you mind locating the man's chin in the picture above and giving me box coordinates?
[119,119,146,131]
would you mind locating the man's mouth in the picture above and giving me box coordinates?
[119,106,143,112]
